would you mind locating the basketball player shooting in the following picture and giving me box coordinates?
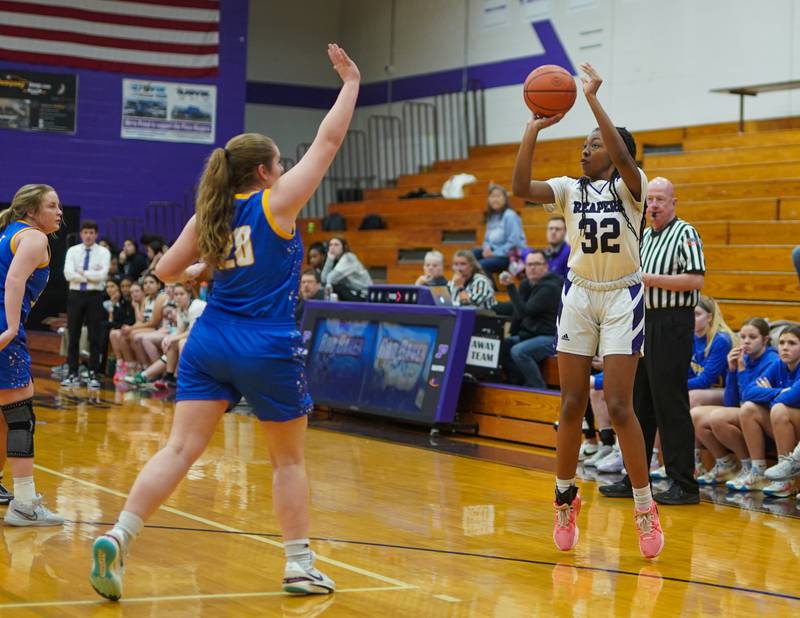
[511,62,664,559]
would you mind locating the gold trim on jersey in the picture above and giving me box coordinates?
[9,224,49,268]
[234,191,258,200]
[261,190,294,240]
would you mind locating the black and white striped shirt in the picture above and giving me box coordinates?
[640,217,705,309]
[448,273,497,310]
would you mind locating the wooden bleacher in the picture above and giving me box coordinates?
[303,116,800,447]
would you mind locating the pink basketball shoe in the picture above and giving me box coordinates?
[553,492,581,551]
[634,502,665,559]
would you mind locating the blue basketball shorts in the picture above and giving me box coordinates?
[176,309,313,422]
[0,332,32,390]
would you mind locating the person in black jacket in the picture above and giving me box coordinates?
[119,239,149,281]
[499,250,562,389]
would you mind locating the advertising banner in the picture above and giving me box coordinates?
[0,69,77,133]
[121,79,216,144]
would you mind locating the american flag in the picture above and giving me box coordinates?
[0,0,219,77]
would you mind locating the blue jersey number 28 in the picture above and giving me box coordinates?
[222,225,255,269]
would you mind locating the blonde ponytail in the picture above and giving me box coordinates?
[195,133,278,266]
[0,184,54,230]
[698,295,736,356]
[196,148,234,267]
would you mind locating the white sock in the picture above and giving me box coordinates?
[555,477,575,494]
[740,458,751,472]
[632,485,653,511]
[717,454,735,466]
[111,510,144,552]
[284,538,313,569]
[752,459,767,474]
[13,476,35,503]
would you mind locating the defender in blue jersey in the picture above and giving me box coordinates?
[91,44,360,601]
[0,184,64,526]
[176,188,312,420]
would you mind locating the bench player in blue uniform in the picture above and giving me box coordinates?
[0,184,64,526]
[90,44,360,601]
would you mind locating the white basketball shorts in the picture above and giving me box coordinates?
[556,280,645,357]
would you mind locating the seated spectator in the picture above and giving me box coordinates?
[101,278,135,376]
[688,295,735,408]
[142,239,166,278]
[295,268,324,326]
[118,275,133,301]
[472,184,526,282]
[693,318,777,484]
[498,250,559,389]
[126,283,206,388]
[764,329,800,491]
[100,239,120,278]
[447,250,497,310]
[110,281,146,381]
[126,274,169,371]
[543,215,569,280]
[415,250,448,287]
[307,241,327,275]
[321,236,372,301]
[710,325,800,492]
[137,301,177,369]
[119,238,149,281]
[163,281,176,302]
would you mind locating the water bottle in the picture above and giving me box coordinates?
[307,220,316,234]
[324,284,332,301]
[199,281,208,301]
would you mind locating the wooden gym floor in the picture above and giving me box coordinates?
[0,377,798,616]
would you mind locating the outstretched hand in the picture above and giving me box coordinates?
[328,43,360,84]
[580,62,602,97]
[528,112,564,131]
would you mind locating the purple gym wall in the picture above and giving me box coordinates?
[0,0,248,240]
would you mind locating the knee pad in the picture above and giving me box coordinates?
[3,398,35,458]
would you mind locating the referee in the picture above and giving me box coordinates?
[601,177,705,505]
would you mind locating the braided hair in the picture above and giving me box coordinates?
[577,127,645,242]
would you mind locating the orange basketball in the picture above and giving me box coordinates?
[523,65,576,117]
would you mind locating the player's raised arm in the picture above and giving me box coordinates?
[580,63,641,201]
[269,44,360,220]
[511,114,562,203]
[155,216,209,284]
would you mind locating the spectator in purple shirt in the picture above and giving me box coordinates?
[543,215,569,280]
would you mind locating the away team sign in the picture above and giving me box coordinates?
[121,79,216,144]
[468,336,501,369]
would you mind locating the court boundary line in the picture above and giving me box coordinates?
[72,520,800,604]
[34,464,416,590]
[0,585,408,610]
